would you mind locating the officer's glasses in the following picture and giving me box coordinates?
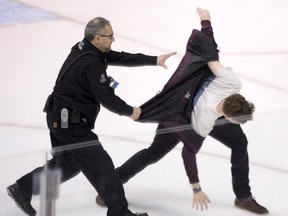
[98,33,114,40]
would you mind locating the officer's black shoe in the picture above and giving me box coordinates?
[95,194,106,206]
[132,213,148,216]
[123,210,148,216]
[7,183,36,216]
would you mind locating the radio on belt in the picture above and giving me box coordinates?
[61,108,69,129]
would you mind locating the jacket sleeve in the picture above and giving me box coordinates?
[182,146,199,183]
[201,20,214,37]
[85,61,133,116]
[161,121,205,184]
[106,50,157,67]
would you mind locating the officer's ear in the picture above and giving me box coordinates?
[94,35,101,41]
[91,35,101,47]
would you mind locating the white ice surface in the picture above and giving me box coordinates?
[1,0,288,215]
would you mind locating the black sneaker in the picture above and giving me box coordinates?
[97,197,148,216]
[7,183,36,216]
[123,210,148,216]
[235,195,269,214]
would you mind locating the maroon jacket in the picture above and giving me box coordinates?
[137,20,218,183]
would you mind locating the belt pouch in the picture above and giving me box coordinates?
[43,93,53,113]
[70,109,81,124]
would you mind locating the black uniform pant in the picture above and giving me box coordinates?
[117,117,251,199]
[16,109,130,216]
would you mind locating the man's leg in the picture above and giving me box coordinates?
[48,111,139,216]
[209,119,268,214]
[7,111,81,216]
[209,121,250,198]
[96,123,180,206]
[117,123,180,183]
[14,153,81,196]
[68,140,133,216]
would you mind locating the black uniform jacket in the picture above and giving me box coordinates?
[137,20,219,125]
[52,39,157,128]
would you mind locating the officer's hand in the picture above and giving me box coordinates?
[157,52,177,69]
[130,107,141,120]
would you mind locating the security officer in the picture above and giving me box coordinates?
[7,17,176,216]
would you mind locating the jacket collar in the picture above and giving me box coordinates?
[80,38,106,57]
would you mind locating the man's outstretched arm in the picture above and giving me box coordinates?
[197,8,213,37]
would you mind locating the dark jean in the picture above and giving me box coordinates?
[16,109,130,216]
[117,117,251,199]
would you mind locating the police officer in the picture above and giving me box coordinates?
[7,17,176,216]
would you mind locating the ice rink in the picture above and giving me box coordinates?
[1,0,288,215]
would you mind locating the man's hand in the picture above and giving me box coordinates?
[129,107,141,120]
[157,52,177,69]
[196,8,211,21]
[192,191,211,211]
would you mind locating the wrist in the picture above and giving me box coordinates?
[201,20,211,28]
[192,186,202,193]
[191,183,202,194]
